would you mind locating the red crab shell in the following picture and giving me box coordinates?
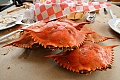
[86,32,115,43]
[58,18,115,43]
[3,18,118,74]
[45,41,118,74]
[4,19,114,49]
[3,31,38,48]
[80,26,115,43]
[21,21,89,49]
[3,21,46,48]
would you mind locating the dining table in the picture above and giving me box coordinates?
[0,2,120,80]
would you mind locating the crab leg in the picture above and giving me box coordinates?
[3,32,37,48]
[45,41,118,74]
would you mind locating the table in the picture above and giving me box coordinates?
[0,4,120,80]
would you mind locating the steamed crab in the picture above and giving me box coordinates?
[4,18,118,74]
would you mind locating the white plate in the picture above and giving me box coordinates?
[0,22,16,30]
[108,18,120,34]
[0,14,22,30]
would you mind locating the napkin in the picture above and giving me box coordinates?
[34,0,111,22]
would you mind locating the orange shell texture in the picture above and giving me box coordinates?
[58,18,115,43]
[22,21,87,49]
[3,21,46,48]
[3,19,118,74]
[45,41,117,74]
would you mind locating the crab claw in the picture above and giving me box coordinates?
[21,21,88,50]
[74,22,90,30]
[105,44,119,49]
[45,41,118,74]
[86,32,115,43]
[81,26,116,43]
[2,32,37,48]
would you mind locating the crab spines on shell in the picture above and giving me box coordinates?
[22,21,88,50]
[77,26,115,43]
[81,27,115,43]
[45,41,117,74]
[86,33,115,43]
[3,18,118,74]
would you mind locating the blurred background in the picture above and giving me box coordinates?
[0,0,32,11]
[0,0,119,12]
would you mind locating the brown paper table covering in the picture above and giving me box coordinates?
[0,4,120,80]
